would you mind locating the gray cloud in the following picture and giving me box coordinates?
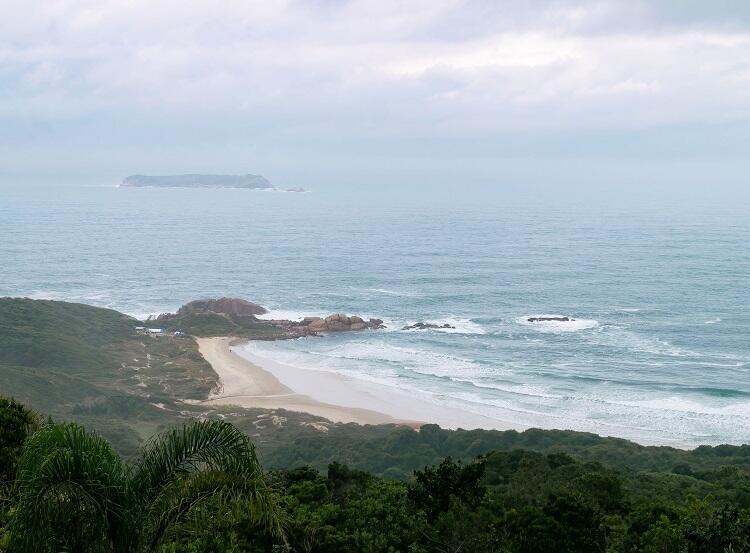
[1,0,749,185]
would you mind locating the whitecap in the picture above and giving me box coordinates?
[517,315,598,333]
[393,317,486,334]
[256,309,324,321]
[705,317,722,325]
[616,396,750,417]
[356,287,420,298]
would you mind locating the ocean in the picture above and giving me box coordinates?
[1,181,748,447]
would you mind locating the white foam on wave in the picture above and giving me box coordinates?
[453,379,561,400]
[705,317,722,325]
[592,328,700,358]
[615,396,750,417]
[248,338,494,383]
[256,309,323,321]
[355,287,421,298]
[517,315,599,333]
[243,339,750,446]
[391,317,486,334]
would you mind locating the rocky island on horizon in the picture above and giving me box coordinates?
[120,174,305,192]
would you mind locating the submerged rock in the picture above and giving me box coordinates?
[527,316,572,323]
[402,322,456,330]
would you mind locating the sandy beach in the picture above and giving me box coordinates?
[196,337,519,430]
[196,337,411,425]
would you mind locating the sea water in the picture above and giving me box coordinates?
[1,181,748,447]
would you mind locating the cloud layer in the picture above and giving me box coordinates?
[2,0,749,184]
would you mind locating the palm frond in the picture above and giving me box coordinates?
[142,468,286,550]
[130,420,261,499]
[9,419,284,552]
[130,420,283,549]
[9,422,128,553]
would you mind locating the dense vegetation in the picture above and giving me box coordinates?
[1,397,750,552]
[155,311,286,339]
[2,298,750,550]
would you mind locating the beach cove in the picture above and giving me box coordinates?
[195,337,513,431]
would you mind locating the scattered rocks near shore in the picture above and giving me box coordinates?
[527,316,572,323]
[277,314,385,334]
[402,322,456,330]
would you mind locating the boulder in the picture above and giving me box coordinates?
[308,319,327,332]
[324,313,350,331]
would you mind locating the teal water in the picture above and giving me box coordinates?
[1,182,749,446]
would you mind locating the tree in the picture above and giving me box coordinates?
[408,457,486,522]
[9,419,284,552]
[0,396,39,491]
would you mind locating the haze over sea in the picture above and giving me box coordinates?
[2,181,749,447]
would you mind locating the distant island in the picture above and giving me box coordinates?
[120,174,304,192]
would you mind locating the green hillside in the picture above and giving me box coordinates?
[1,297,749,482]
[0,298,220,456]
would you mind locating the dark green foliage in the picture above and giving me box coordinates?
[257,422,750,482]
[2,398,750,552]
[157,312,288,339]
[9,419,282,553]
[0,397,38,489]
[407,456,486,521]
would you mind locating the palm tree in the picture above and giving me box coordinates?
[9,419,284,552]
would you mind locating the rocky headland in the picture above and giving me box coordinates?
[176,297,267,317]
[151,298,383,339]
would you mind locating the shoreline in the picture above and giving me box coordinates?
[196,337,416,426]
[196,337,520,431]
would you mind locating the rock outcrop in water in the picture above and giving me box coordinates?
[402,322,456,330]
[295,314,385,332]
[154,298,384,339]
[121,174,274,189]
[527,316,572,323]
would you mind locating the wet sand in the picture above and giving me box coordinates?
[196,337,519,430]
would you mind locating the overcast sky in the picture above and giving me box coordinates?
[2,0,750,187]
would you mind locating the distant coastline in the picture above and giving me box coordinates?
[120,173,306,192]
